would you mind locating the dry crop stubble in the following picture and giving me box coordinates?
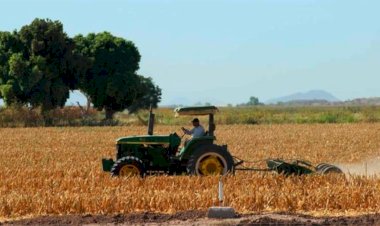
[1,124,380,219]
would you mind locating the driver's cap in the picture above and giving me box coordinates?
[192,118,199,123]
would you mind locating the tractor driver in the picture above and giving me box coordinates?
[181,118,205,144]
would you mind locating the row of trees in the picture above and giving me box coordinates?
[0,18,161,120]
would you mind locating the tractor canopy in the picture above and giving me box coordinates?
[174,106,218,137]
[117,133,181,148]
[174,106,218,116]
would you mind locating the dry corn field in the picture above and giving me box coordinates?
[1,123,380,220]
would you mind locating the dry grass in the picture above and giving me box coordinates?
[1,124,380,219]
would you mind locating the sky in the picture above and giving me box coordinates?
[1,0,380,106]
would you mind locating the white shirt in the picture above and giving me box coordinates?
[184,125,205,138]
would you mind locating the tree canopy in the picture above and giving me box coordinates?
[0,19,162,121]
[0,19,76,112]
[127,75,162,114]
[237,96,263,107]
[74,32,161,119]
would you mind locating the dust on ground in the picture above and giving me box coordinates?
[337,156,380,176]
[2,211,380,226]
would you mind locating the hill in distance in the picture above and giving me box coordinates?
[266,90,340,104]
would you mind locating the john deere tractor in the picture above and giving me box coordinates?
[102,106,234,177]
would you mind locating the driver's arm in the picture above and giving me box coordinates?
[182,127,192,135]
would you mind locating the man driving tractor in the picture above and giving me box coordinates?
[181,118,205,142]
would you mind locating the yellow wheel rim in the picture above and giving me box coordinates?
[199,156,223,175]
[119,164,140,177]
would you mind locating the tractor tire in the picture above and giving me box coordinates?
[187,144,234,176]
[316,163,343,174]
[111,156,145,177]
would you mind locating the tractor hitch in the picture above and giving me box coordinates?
[233,156,273,172]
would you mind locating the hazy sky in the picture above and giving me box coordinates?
[1,0,380,105]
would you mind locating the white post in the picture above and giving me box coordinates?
[207,176,236,219]
[218,178,223,206]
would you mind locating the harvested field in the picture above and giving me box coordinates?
[1,124,380,221]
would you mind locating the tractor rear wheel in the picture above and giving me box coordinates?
[111,156,145,177]
[187,144,234,176]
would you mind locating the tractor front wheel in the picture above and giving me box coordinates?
[187,145,234,176]
[111,156,145,177]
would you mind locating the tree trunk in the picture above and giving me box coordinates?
[85,94,91,113]
[40,103,54,126]
[105,108,115,120]
[41,109,53,126]
[77,101,86,117]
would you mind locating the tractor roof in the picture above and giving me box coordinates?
[174,106,219,116]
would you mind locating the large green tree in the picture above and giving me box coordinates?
[0,19,78,114]
[74,32,161,119]
[0,19,161,121]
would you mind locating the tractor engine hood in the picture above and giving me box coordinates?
[116,134,181,147]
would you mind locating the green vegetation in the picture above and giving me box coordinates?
[120,105,380,126]
[0,105,380,127]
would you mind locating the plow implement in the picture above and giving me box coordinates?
[233,157,343,176]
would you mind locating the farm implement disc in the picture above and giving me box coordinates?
[233,157,343,176]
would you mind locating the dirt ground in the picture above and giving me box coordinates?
[2,211,380,226]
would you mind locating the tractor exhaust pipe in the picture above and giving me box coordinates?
[147,105,155,135]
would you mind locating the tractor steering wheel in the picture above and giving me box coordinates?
[180,127,188,139]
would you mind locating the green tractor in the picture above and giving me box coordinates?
[102,106,234,177]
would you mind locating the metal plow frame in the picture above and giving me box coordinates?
[233,156,343,176]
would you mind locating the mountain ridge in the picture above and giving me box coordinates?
[266,90,340,104]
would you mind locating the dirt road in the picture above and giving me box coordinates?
[2,211,380,225]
